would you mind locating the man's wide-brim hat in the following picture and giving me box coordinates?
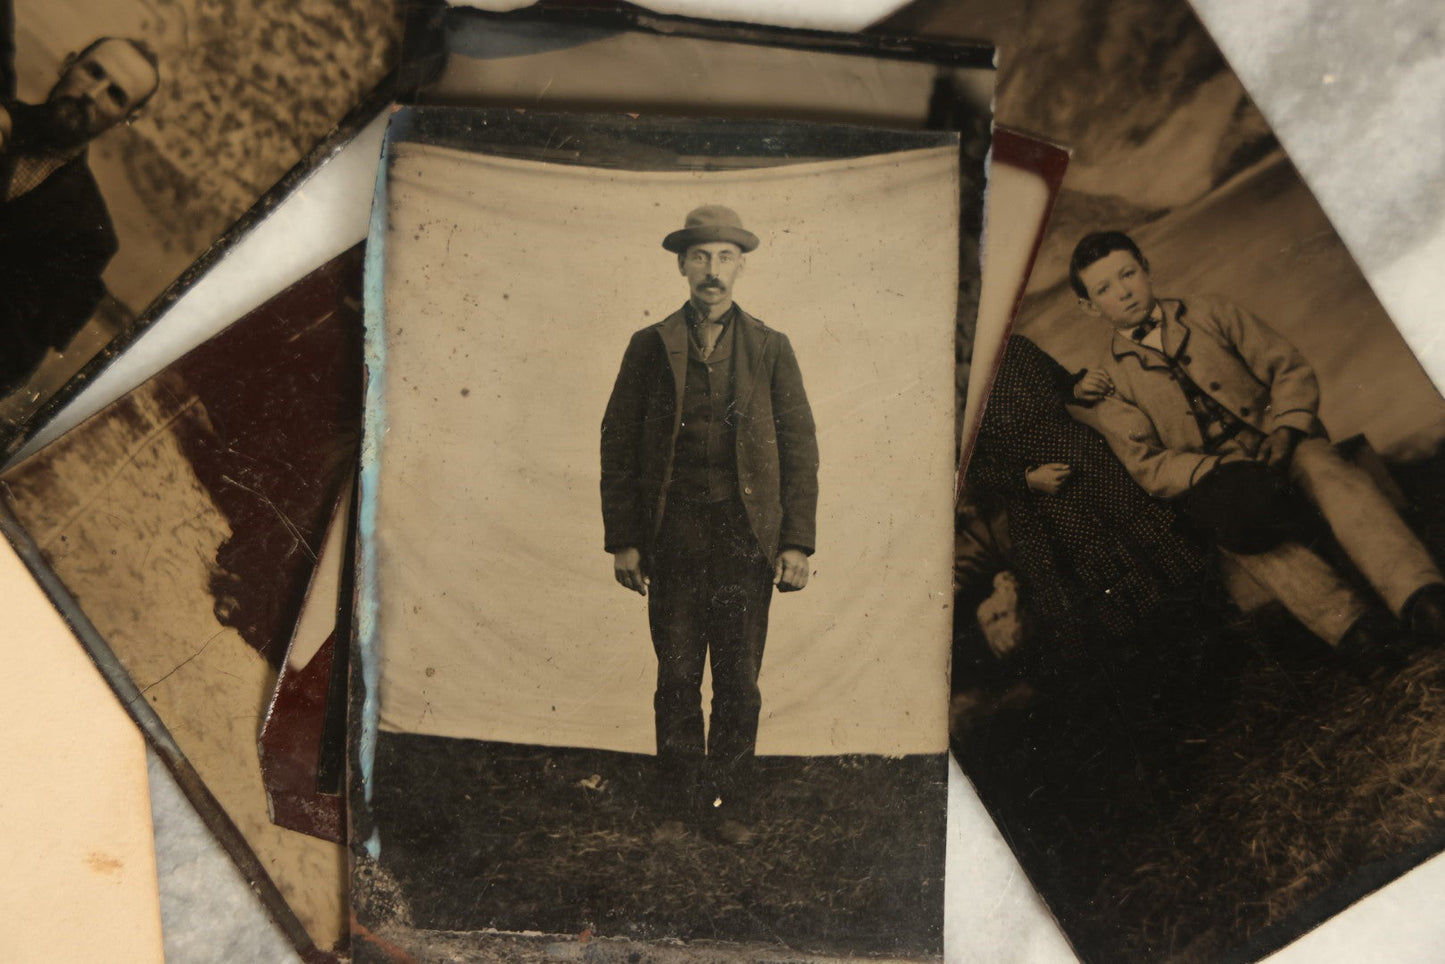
[662,204,759,254]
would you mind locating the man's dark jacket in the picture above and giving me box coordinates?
[601,305,819,565]
[0,102,118,390]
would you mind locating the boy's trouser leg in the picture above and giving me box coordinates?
[1218,542,1367,646]
[1289,438,1443,614]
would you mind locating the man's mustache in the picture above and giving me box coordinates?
[697,278,726,290]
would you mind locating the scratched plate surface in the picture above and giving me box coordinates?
[0,244,365,960]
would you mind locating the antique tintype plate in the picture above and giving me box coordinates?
[959,128,1069,460]
[352,107,962,961]
[879,0,1445,961]
[0,245,366,960]
[258,476,356,845]
[0,0,399,452]
[410,3,994,127]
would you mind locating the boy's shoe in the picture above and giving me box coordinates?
[1404,583,1445,649]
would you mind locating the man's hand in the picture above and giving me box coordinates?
[612,548,648,595]
[1073,369,1114,402]
[774,548,810,592]
[1025,462,1072,495]
[1256,427,1303,470]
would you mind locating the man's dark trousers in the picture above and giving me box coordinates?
[648,496,773,813]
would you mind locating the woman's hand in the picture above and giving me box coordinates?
[1025,462,1072,494]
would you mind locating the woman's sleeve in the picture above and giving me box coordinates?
[966,427,1033,498]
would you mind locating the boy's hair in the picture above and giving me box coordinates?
[1068,231,1148,299]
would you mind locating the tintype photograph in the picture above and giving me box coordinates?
[955,232,1445,963]
[0,247,365,957]
[352,107,962,961]
[864,0,1445,960]
[950,66,1445,964]
[0,0,396,446]
[413,3,995,133]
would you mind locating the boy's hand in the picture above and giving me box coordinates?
[1257,427,1303,470]
[1074,369,1114,401]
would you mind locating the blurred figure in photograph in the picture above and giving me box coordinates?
[0,19,159,394]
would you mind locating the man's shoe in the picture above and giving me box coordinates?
[1335,610,1407,681]
[711,817,756,847]
[1403,583,1445,648]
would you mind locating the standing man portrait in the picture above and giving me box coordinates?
[601,204,819,845]
[0,26,160,394]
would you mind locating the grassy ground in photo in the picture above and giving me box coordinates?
[954,452,1445,964]
[364,735,947,960]
[1091,631,1445,964]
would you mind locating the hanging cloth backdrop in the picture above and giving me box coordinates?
[371,141,959,756]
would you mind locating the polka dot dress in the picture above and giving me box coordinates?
[966,336,1210,677]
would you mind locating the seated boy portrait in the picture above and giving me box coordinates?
[1069,230,1445,672]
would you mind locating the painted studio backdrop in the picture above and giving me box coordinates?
[368,134,959,759]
